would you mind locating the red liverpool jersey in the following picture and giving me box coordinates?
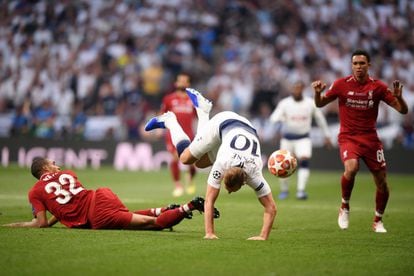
[325,76,396,135]
[161,92,196,138]
[29,170,94,228]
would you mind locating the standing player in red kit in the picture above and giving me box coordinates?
[4,157,218,229]
[160,73,197,197]
[312,49,408,233]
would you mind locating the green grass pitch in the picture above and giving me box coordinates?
[1,165,413,275]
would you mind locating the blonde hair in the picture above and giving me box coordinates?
[223,167,246,193]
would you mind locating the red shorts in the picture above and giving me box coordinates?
[338,133,386,172]
[165,132,176,154]
[88,188,133,229]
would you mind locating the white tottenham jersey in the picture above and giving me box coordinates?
[189,111,271,198]
[269,96,330,138]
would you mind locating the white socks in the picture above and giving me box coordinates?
[195,108,210,135]
[280,178,289,192]
[164,116,190,147]
[297,168,310,192]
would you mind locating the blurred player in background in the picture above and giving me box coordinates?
[160,73,197,197]
[4,157,214,230]
[312,49,408,233]
[270,81,332,200]
[145,88,276,240]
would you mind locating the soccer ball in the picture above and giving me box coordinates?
[267,149,297,178]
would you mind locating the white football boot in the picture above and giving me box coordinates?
[185,88,213,114]
[373,221,387,233]
[145,111,176,131]
[172,186,184,197]
[338,208,350,230]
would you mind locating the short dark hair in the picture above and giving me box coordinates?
[177,72,191,82]
[31,157,48,179]
[352,49,370,63]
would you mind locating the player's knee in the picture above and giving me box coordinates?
[344,160,359,177]
[344,169,358,179]
[176,140,191,158]
[179,152,193,165]
[299,159,310,168]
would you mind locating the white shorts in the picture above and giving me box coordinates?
[280,137,312,159]
[188,111,254,161]
[189,111,271,198]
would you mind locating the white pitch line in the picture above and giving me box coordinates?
[0,194,27,200]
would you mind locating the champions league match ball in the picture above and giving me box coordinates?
[267,149,297,178]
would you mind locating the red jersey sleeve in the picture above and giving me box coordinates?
[29,187,46,215]
[380,83,396,106]
[325,78,343,100]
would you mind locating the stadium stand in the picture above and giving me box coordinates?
[0,0,413,148]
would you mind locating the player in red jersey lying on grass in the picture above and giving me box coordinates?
[4,157,219,230]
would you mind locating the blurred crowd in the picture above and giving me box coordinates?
[0,0,413,148]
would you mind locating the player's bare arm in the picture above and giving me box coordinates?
[389,80,408,114]
[35,210,49,227]
[312,80,333,107]
[3,210,50,228]
[247,193,276,240]
[204,185,220,239]
[3,218,39,227]
[48,215,59,227]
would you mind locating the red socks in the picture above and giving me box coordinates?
[154,208,186,229]
[134,206,171,217]
[341,175,354,210]
[375,187,389,222]
[340,174,389,223]
[190,165,196,178]
[170,160,180,182]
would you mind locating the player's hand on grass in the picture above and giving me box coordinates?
[3,218,38,227]
[247,236,266,241]
[204,233,219,240]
